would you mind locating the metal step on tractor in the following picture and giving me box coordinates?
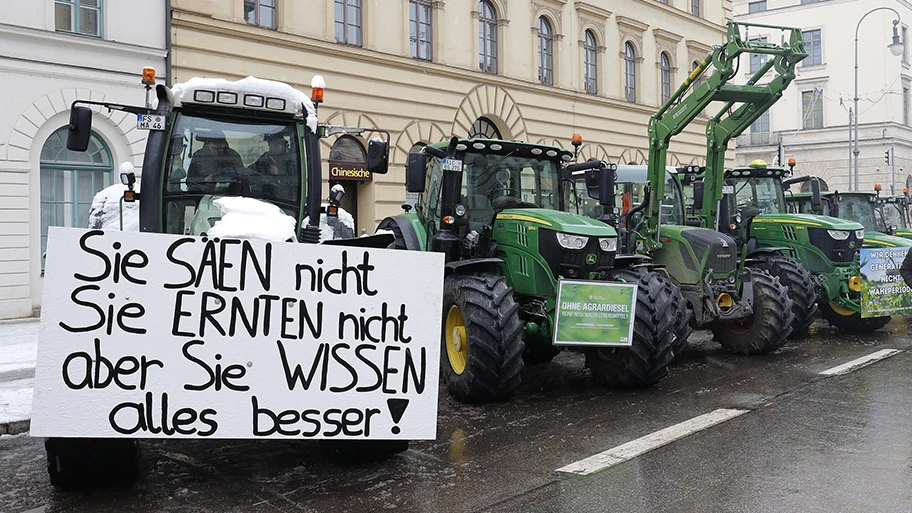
[378,137,690,403]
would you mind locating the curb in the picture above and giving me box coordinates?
[0,419,30,436]
[0,317,40,326]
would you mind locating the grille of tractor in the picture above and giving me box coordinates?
[539,229,615,280]
[782,225,798,241]
[807,228,858,263]
[680,228,738,274]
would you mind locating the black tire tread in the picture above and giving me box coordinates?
[819,301,891,333]
[711,268,794,355]
[585,268,679,387]
[442,272,525,403]
[754,255,818,338]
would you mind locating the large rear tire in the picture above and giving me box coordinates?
[442,272,524,403]
[819,301,891,333]
[753,254,818,338]
[711,268,794,355]
[584,268,679,387]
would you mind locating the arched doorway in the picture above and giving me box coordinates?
[468,116,502,139]
[327,135,368,232]
[39,127,113,262]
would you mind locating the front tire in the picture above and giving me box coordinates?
[819,301,891,333]
[754,255,818,338]
[711,268,794,355]
[585,268,679,387]
[45,438,140,488]
[442,272,524,403]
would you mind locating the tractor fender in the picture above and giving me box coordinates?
[445,258,503,276]
[378,216,421,251]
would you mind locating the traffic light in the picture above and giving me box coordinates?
[886,150,891,164]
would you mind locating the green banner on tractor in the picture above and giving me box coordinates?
[554,280,637,346]
[859,247,912,318]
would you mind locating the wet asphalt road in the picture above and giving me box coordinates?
[3,318,912,513]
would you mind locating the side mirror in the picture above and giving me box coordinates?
[584,169,600,200]
[406,152,427,193]
[810,178,822,212]
[693,181,705,208]
[66,106,93,152]
[366,138,389,174]
[599,166,616,207]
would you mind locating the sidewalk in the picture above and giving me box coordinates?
[0,318,38,435]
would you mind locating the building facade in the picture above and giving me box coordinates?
[0,1,167,319]
[170,0,731,232]
[733,0,912,194]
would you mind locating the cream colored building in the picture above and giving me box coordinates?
[0,0,167,319]
[733,0,912,193]
[171,0,732,233]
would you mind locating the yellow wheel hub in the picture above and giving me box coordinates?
[445,306,468,375]
[848,276,862,292]
[828,302,856,317]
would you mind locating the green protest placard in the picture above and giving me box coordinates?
[553,280,637,346]
[859,247,912,318]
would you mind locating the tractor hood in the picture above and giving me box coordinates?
[861,231,912,248]
[751,213,863,231]
[496,208,618,237]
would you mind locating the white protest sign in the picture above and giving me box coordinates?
[32,228,444,439]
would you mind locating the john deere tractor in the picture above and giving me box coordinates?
[379,138,686,402]
[787,188,912,247]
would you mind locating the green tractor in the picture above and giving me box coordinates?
[788,187,912,247]
[379,138,687,403]
[614,21,817,354]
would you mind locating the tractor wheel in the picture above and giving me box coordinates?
[320,440,409,460]
[45,438,140,488]
[819,301,891,333]
[584,268,678,387]
[711,268,794,355]
[441,272,525,403]
[754,255,818,338]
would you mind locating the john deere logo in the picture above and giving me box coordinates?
[849,241,856,249]
[585,254,597,265]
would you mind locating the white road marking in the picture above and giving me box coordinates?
[556,408,749,476]
[819,349,903,376]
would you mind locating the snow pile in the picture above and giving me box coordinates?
[208,197,297,242]
[303,205,356,242]
[171,76,319,132]
[87,183,140,231]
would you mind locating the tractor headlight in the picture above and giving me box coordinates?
[557,233,589,250]
[598,237,617,252]
[827,230,851,240]
[454,204,467,217]
[855,229,865,239]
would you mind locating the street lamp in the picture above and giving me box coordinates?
[853,7,904,191]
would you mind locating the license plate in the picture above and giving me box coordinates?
[442,158,463,172]
[722,185,734,194]
[137,114,165,130]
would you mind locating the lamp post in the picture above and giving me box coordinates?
[854,7,904,191]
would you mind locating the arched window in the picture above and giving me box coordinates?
[624,42,637,102]
[583,30,598,94]
[40,127,113,259]
[660,52,672,104]
[478,1,498,74]
[468,117,502,139]
[329,134,367,162]
[537,17,554,86]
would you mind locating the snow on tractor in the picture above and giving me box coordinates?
[43,73,408,488]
